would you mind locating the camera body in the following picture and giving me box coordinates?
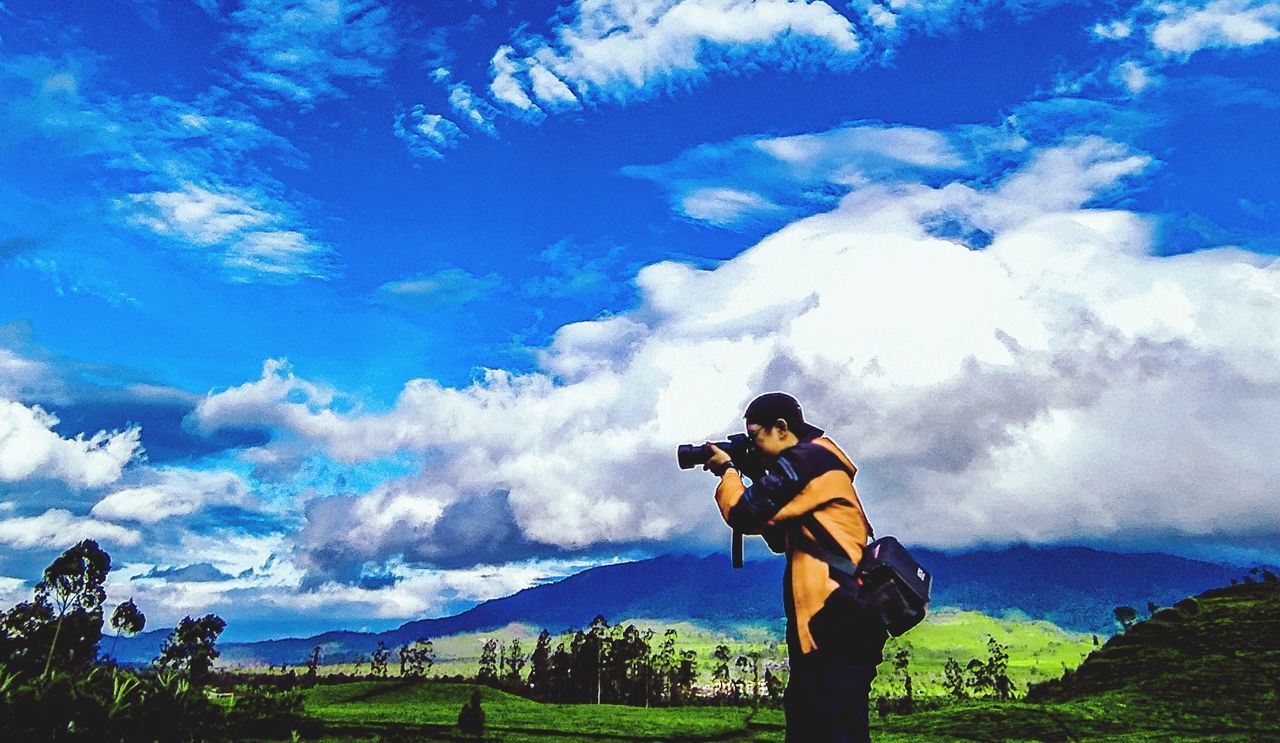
[676,433,767,481]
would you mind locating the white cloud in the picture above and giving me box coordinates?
[229,0,399,103]
[680,187,783,225]
[0,398,140,489]
[0,508,141,549]
[489,46,539,112]
[125,184,272,246]
[447,84,499,135]
[378,267,505,307]
[1150,0,1280,55]
[0,576,28,608]
[92,468,258,524]
[224,230,336,282]
[528,64,580,109]
[394,106,465,159]
[625,123,977,227]
[189,131,1280,559]
[1092,19,1134,39]
[495,0,861,107]
[123,183,334,282]
[1111,59,1155,93]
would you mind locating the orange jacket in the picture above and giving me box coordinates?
[714,437,874,655]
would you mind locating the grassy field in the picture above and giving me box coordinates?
[291,680,1260,742]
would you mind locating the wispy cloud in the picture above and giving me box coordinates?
[123,183,335,282]
[447,83,499,135]
[394,106,465,159]
[0,51,332,283]
[229,0,400,104]
[0,508,141,549]
[624,123,975,228]
[377,267,505,307]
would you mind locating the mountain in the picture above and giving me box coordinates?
[112,545,1247,666]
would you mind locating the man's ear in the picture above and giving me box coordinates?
[775,418,789,434]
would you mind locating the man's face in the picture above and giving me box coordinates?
[746,420,796,461]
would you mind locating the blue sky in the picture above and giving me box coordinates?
[2,0,1279,641]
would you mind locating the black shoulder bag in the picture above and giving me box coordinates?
[801,515,932,637]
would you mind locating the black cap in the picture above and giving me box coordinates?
[743,392,825,441]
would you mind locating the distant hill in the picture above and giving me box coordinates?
[112,545,1247,666]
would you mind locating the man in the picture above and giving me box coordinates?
[704,392,886,743]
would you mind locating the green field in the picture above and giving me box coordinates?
[291,680,1258,742]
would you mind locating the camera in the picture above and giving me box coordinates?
[676,433,766,481]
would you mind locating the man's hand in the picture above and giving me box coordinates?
[703,443,734,477]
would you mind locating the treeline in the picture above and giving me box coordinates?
[469,616,784,707]
[0,540,303,740]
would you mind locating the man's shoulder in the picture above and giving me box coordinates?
[778,440,851,481]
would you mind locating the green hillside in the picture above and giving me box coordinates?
[877,577,1280,741]
[1029,578,1280,731]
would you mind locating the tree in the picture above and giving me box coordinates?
[503,637,526,687]
[656,629,678,705]
[1114,605,1139,631]
[478,638,499,684]
[37,539,112,678]
[674,649,698,706]
[965,637,1013,700]
[764,666,784,707]
[711,644,732,703]
[943,657,967,699]
[401,637,434,678]
[371,641,390,677]
[306,645,322,679]
[528,630,552,698]
[155,614,226,686]
[893,647,915,712]
[108,599,146,649]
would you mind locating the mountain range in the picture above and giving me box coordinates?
[113,545,1248,666]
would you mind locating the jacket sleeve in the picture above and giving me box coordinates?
[714,456,806,533]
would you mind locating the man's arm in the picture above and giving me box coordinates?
[715,456,806,534]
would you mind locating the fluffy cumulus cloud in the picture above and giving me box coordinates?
[229,0,399,103]
[492,0,862,108]
[190,129,1280,567]
[0,399,140,489]
[91,467,259,524]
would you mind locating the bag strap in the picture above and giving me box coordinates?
[795,514,861,581]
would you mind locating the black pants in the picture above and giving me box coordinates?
[783,647,878,743]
